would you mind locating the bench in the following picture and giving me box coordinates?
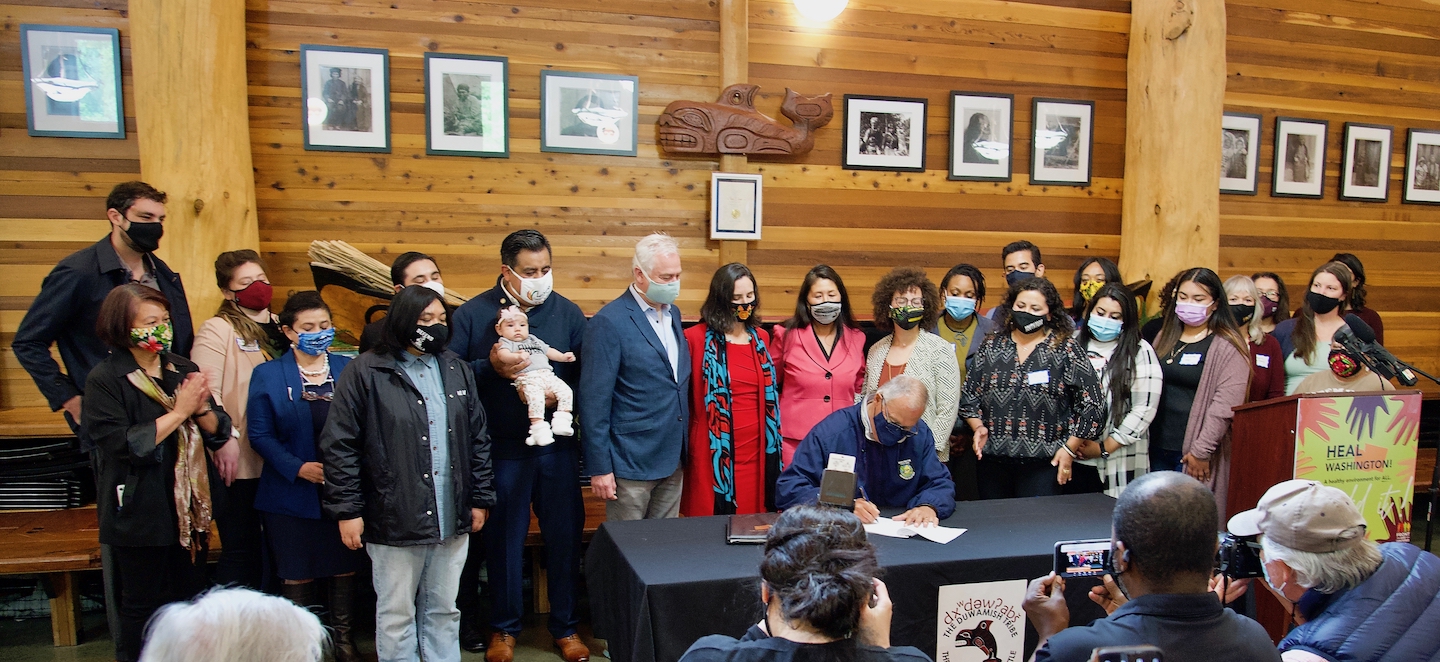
[523,489,607,613]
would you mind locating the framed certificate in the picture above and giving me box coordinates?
[710,173,762,241]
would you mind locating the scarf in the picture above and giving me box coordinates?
[126,369,213,559]
[703,326,783,514]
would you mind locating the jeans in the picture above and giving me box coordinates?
[607,468,683,521]
[367,535,469,662]
[1151,447,1185,473]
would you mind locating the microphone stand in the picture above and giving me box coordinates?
[1394,360,1440,551]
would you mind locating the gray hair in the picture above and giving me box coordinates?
[1261,534,1383,594]
[1223,274,1265,345]
[876,374,928,409]
[139,588,326,662]
[632,232,680,274]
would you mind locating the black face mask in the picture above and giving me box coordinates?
[1005,270,1035,288]
[1306,291,1342,315]
[411,322,450,354]
[124,220,164,253]
[1230,302,1255,325]
[730,301,756,321]
[1011,309,1047,333]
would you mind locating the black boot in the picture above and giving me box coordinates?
[460,608,488,653]
[328,575,362,662]
[280,580,319,612]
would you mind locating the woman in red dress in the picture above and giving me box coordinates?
[681,263,783,516]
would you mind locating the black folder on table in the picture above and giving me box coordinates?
[726,512,780,544]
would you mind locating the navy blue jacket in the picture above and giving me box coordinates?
[1280,542,1440,662]
[776,404,956,518]
[578,289,689,481]
[13,236,193,412]
[450,281,586,460]
[246,351,352,520]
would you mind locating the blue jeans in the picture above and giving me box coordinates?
[1150,447,1185,473]
[367,535,469,662]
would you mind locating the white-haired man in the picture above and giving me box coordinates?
[1227,479,1440,662]
[579,233,690,521]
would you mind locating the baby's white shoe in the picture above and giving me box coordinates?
[527,420,554,447]
[551,411,574,437]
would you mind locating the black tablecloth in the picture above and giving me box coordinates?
[586,493,1117,662]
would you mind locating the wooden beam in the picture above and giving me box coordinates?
[129,0,261,329]
[719,0,750,265]
[1118,0,1226,297]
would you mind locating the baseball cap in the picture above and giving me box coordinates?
[1227,479,1367,553]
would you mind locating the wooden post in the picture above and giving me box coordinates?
[129,0,261,327]
[47,572,80,646]
[718,0,749,266]
[1118,0,1226,299]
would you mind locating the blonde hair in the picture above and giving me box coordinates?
[633,233,680,274]
[1223,275,1265,345]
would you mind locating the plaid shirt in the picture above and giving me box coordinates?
[1077,338,1163,497]
[958,332,1106,459]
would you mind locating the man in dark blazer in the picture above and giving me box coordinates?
[579,233,690,521]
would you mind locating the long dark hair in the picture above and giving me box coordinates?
[997,277,1074,345]
[785,264,859,330]
[1251,271,1291,325]
[1153,267,1251,360]
[761,504,878,649]
[1078,283,1140,429]
[375,285,444,356]
[940,263,987,310]
[1294,261,1355,363]
[1070,257,1122,318]
[1330,252,1368,311]
[700,262,760,332]
[870,267,941,333]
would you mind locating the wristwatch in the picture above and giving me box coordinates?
[1099,445,1112,460]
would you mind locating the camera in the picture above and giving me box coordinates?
[1216,533,1264,580]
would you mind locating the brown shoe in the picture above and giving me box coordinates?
[485,632,516,662]
[555,634,591,662]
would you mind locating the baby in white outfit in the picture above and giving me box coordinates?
[494,306,575,446]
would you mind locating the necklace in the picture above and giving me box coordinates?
[298,355,330,377]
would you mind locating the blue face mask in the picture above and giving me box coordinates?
[1088,315,1123,342]
[642,269,680,305]
[296,328,335,356]
[945,296,977,321]
[873,404,914,447]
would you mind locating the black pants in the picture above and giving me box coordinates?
[947,429,980,502]
[1061,463,1106,495]
[112,543,209,659]
[213,477,264,589]
[977,457,1062,499]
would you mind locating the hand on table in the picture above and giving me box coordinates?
[853,498,880,524]
[894,505,939,527]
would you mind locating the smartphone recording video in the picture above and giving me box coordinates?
[1055,539,1111,578]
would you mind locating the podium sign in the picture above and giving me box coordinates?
[1294,393,1421,543]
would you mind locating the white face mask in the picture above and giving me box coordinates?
[508,267,553,306]
[420,280,446,298]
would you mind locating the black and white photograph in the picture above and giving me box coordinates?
[1403,128,1440,205]
[425,53,508,157]
[540,70,638,156]
[842,95,927,172]
[301,45,389,153]
[1030,98,1094,186]
[949,92,1012,181]
[1272,117,1327,198]
[1340,123,1392,202]
[20,24,124,139]
[1220,112,1262,194]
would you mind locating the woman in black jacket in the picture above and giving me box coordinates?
[82,284,231,661]
[320,285,496,662]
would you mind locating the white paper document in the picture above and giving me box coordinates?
[864,518,967,544]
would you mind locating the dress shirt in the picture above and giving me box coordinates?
[400,351,454,539]
[629,284,679,381]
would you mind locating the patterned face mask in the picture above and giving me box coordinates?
[1079,280,1103,302]
[130,322,173,354]
[1328,348,1363,379]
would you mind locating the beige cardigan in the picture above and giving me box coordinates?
[862,332,961,461]
[191,316,270,480]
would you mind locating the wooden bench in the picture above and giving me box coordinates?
[523,490,607,613]
[0,407,75,439]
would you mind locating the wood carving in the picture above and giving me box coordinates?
[657,84,833,156]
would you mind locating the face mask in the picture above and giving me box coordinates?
[945,296,976,321]
[123,220,164,253]
[296,328,335,356]
[1306,290,1341,315]
[420,280,447,299]
[1079,280,1103,302]
[1005,270,1035,287]
[889,306,924,330]
[1329,348,1363,378]
[730,301,755,321]
[1088,315,1123,342]
[873,405,914,447]
[411,322,450,354]
[1260,297,1280,319]
[232,280,273,311]
[1175,301,1212,326]
[642,269,680,305]
[507,268,553,306]
[810,301,842,325]
[1229,302,1255,325]
[1011,309,1046,333]
[131,322,173,354]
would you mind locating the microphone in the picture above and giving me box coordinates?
[1334,323,1417,387]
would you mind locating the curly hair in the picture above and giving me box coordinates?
[760,503,878,641]
[870,267,940,332]
[996,277,1074,345]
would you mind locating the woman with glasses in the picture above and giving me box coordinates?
[1251,272,1291,335]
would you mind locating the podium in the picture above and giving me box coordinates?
[1229,389,1423,640]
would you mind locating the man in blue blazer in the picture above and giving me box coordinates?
[579,233,690,521]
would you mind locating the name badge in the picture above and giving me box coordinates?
[1179,353,1202,366]
[1256,354,1270,368]
[827,453,856,473]
[1026,370,1050,385]
[236,337,261,352]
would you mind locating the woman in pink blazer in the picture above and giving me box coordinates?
[770,265,866,465]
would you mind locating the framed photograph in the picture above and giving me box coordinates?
[949,92,1013,182]
[1029,98,1094,186]
[1272,117,1327,198]
[1339,123,1393,202]
[1220,112,1262,195]
[1403,129,1440,205]
[540,70,638,156]
[424,53,508,158]
[301,45,390,153]
[842,95,927,172]
[710,173,763,241]
[19,25,124,138]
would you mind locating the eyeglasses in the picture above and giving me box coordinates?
[1257,291,1280,301]
[880,405,915,437]
[890,297,924,307]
